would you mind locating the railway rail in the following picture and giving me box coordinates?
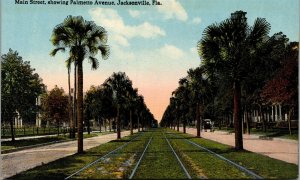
[167,132,263,179]
[65,132,144,179]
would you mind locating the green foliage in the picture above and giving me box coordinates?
[1,49,45,125]
[41,86,69,126]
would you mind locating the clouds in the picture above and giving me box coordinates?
[159,44,184,60]
[157,0,188,21]
[128,10,141,18]
[191,17,202,25]
[89,8,165,47]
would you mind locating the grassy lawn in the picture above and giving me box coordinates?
[1,131,113,153]
[169,129,298,179]
[216,127,298,140]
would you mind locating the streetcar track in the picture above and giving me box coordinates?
[167,132,263,179]
[65,132,144,179]
[164,132,192,179]
[129,136,153,179]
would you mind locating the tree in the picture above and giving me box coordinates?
[65,59,75,138]
[198,11,271,150]
[50,15,110,153]
[103,72,134,139]
[261,42,298,135]
[41,86,69,135]
[187,67,210,137]
[126,88,138,135]
[2,49,45,142]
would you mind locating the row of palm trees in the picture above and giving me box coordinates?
[50,15,110,153]
[160,11,298,150]
[84,72,155,138]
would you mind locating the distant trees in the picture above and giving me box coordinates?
[41,86,69,135]
[84,72,154,139]
[1,49,45,141]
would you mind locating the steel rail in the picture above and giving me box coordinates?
[65,132,143,179]
[164,133,192,179]
[168,132,263,179]
[129,136,153,179]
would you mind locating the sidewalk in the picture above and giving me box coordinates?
[180,127,298,165]
[1,130,137,179]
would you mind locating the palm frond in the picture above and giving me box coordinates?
[89,56,99,70]
[98,45,110,60]
[50,47,65,57]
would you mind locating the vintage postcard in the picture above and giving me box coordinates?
[1,0,299,179]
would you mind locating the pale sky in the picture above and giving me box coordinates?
[1,0,299,121]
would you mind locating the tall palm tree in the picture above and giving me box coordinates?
[66,58,75,138]
[127,88,138,135]
[104,72,133,139]
[50,15,110,153]
[198,11,270,150]
[187,67,210,138]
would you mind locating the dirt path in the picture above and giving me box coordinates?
[179,127,298,165]
[1,130,136,179]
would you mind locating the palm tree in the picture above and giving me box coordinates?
[104,72,133,139]
[50,15,110,153]
[65,58,75,138]
[127,88,138,135]
[187,67,210,137]
[198,11,270,150]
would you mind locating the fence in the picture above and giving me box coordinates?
[1,126,70,138]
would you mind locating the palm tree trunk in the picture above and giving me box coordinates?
[68,67,75,138]
[233,81,243,150]
[74,63,77,131]
[130,109,133,135]
[137,115,140,132]
[196,102,201,137]
[99,118,102,133]
[176,117,179,131]
[77,61,84,153]
[117,105,121,139]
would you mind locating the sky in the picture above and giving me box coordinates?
[1,0,299,121]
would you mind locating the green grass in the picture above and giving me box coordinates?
[165,132,251,179]
[217,127,298,140]
[1,127,70,138]
[76,131,152,179]
[133,130,188,179]
[169,129,298,179]
[1,132,112,153]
